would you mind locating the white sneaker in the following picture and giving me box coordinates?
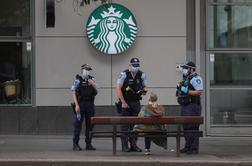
[144,149,151,155]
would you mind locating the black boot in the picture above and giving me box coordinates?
[122,144,131,152]
[121,137,130,152]
[130,139,142,152]
[180,147,189,153]
[73,143,82,151]
[86,144,96,150]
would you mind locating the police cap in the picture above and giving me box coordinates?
[181,61,196,69]
[81,64,92,70]
[130,57,140,67]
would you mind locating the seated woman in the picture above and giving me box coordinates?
[134,92,167,155]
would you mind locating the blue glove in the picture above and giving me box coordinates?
[181,86,188,94]
[76,112,81,121]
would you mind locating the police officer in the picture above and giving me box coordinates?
[177,61,203,154]
[116,57,148,152]
[71,64,98,151]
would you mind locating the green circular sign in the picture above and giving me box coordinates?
[86,3,137,54]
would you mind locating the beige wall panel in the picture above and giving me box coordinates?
[36,37,111,88]
[35,0,186,37]
[36,88,111,106]
[111,88,178,106]
[36,89,72,106]
[35,0,93,36]
[111,37,186,87]
[117,0,186,36]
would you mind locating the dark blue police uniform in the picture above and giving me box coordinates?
[71,74,97,149]
[178,72,203,154]
[117,69,147,151]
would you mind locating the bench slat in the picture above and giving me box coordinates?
[91,116,203,125]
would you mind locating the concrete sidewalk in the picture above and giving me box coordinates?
[0,135,252,166]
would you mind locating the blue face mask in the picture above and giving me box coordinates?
[182,69,189,76]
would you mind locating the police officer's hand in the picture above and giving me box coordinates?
[142,88,148,95]
[87,79,94,85]
[122,101,129,109]
[75,104,80,113]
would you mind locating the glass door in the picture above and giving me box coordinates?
[206,0,252,135]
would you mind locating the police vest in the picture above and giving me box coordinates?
[122,69,144,102]
[177,73,201,106]
[75,75,97,102]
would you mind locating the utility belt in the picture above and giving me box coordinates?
[177,95,200,106]
[78,95,95,102]
[124,94,142,102]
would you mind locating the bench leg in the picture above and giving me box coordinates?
[176,125,181,157]
[112,125,117,156]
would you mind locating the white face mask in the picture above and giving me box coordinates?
[131,66,139,73]
[82,70,91,78]
[182,69,189,76]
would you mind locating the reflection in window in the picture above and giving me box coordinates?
[208,3,252,48]
[210,89,252,125]
[0,0,30,36]
[210,53,252,85]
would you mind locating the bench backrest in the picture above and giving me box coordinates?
[91,116,203,125]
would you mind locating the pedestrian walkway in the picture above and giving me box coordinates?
[0,135,252,166]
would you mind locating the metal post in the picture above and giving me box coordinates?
[176,124,181,157]
[112,125,117,155]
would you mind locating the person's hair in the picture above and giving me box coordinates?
[148,92,158,102]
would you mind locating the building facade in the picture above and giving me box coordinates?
[0,0,252,136]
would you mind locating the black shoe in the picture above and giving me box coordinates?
[73,143,82,151]
[86,144,96,150]
[130,145,142,152]
[122,146,131,152]
[180,148,189,153]
[186,150,198,155]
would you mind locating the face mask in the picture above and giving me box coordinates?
[131,66,139,73]
[82,70,91,78]
[182,69,189,76]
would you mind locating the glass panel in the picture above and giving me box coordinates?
[210,89,252,125]
[210,53,252,86]
[208,3,252,48]
[0,0,30,36]
[0,42,31,104]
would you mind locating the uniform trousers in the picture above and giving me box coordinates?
[73,100,95,145]
[181,103,201,151]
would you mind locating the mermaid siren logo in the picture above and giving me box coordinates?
[86,4,137,54]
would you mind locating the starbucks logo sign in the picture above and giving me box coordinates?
[86,3,137,54]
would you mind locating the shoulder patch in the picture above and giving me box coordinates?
[196,79,201,84]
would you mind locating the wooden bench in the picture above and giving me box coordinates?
[91,116,203,157]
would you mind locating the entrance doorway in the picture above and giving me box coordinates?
[206,0,252,135]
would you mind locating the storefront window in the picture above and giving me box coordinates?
[208,1,252,48]
[0,42,31,104]
[209,53,252,125]
[208,0,252,128]
[0,0,30,37]
[0,0,32,105]
[210,89,252,125]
